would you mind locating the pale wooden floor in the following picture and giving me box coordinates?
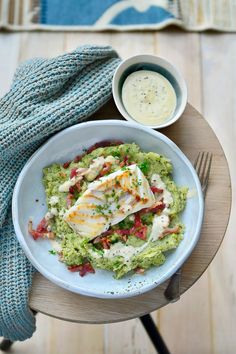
[0,31,235,354]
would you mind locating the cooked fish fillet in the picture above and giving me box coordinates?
[64,165,155,239]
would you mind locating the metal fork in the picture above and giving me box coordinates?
[164,152,213,303]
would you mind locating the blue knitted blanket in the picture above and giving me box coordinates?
[0,45,120,341]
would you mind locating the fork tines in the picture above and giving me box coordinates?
[194,152,213,196]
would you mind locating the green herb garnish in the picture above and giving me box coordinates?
[138,160,150,175]
[111,151,121,158]
[48,249,57,255]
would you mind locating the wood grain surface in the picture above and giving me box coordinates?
[0,31,235,354]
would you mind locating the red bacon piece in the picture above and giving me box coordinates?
[74,154,83,163]
[116,229,131,236]
[68,262,95,277]
[134,225,147,240]
[98,162,112,177]
[70,168,78,179]
[63,161,71,169]
[67,265,81,272]
[75,181,81,192]
[36,217,48,233]
[28,219,54,240]
[86,140,124,155]
[151,186,163,194]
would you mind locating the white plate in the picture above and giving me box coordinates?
[12,120,204,299]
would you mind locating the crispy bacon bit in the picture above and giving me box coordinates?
[69,186,75,194]
[134,225,147,240]
[28,219,55,240]
[70,168,78,179]
[151,186,163,194]
[159,226,180,239]
[120,155,130,167]
[63,161,71,169]
[134,214,142,228]
[95,237,111,249]
[36,217,48,233]
[116,229,130,236]
[74,154,83,163]
[93,232,112,249]
[79,262,95,277]
[68,262,95,277]
[120,234,128,242]
[73,140,123,164]
[101,238,111,249]
[67,265,81,272]
[75,181,81,192]
[135,195,141,202]
[124,155,129,165]
[98,162,112,177]
[28,221,43,240]
[135,267,145,274]
[66,193,74,208]
[115,214,147,240]
[86,140,124,155]
[140,200,166,215]
[149,203,166,213]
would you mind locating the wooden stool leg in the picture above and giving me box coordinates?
[0,339,14,352]
[140,314,171,354]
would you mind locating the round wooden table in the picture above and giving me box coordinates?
[29,103,231,324]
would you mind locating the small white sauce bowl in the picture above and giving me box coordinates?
[112,54,187,129]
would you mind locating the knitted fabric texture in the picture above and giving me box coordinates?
[0,45,120,341]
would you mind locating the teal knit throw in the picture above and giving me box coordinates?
[0,45,120,341]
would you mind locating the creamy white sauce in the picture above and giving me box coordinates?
[58,155,118,192]
[85,156,118,181]
[49,195,59,205]
[103,242,141,261]
[85,156,105,181]
[122,70,177,126]
[102,173,173,262]
[45,211,54,221]
[50,207,58,216]
[58,176,82,193]
[104,156,118,164]
[148,214,170,242]
[89,249,101,259]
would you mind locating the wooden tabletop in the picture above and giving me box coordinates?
[29,102,231,323]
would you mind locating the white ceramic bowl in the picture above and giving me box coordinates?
[12,120,203,299]
[112,55,187,129]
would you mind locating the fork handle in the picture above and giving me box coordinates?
[164,269,182,303]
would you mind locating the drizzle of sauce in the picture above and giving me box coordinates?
[122,70,177,126]
[102,173,172,262]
